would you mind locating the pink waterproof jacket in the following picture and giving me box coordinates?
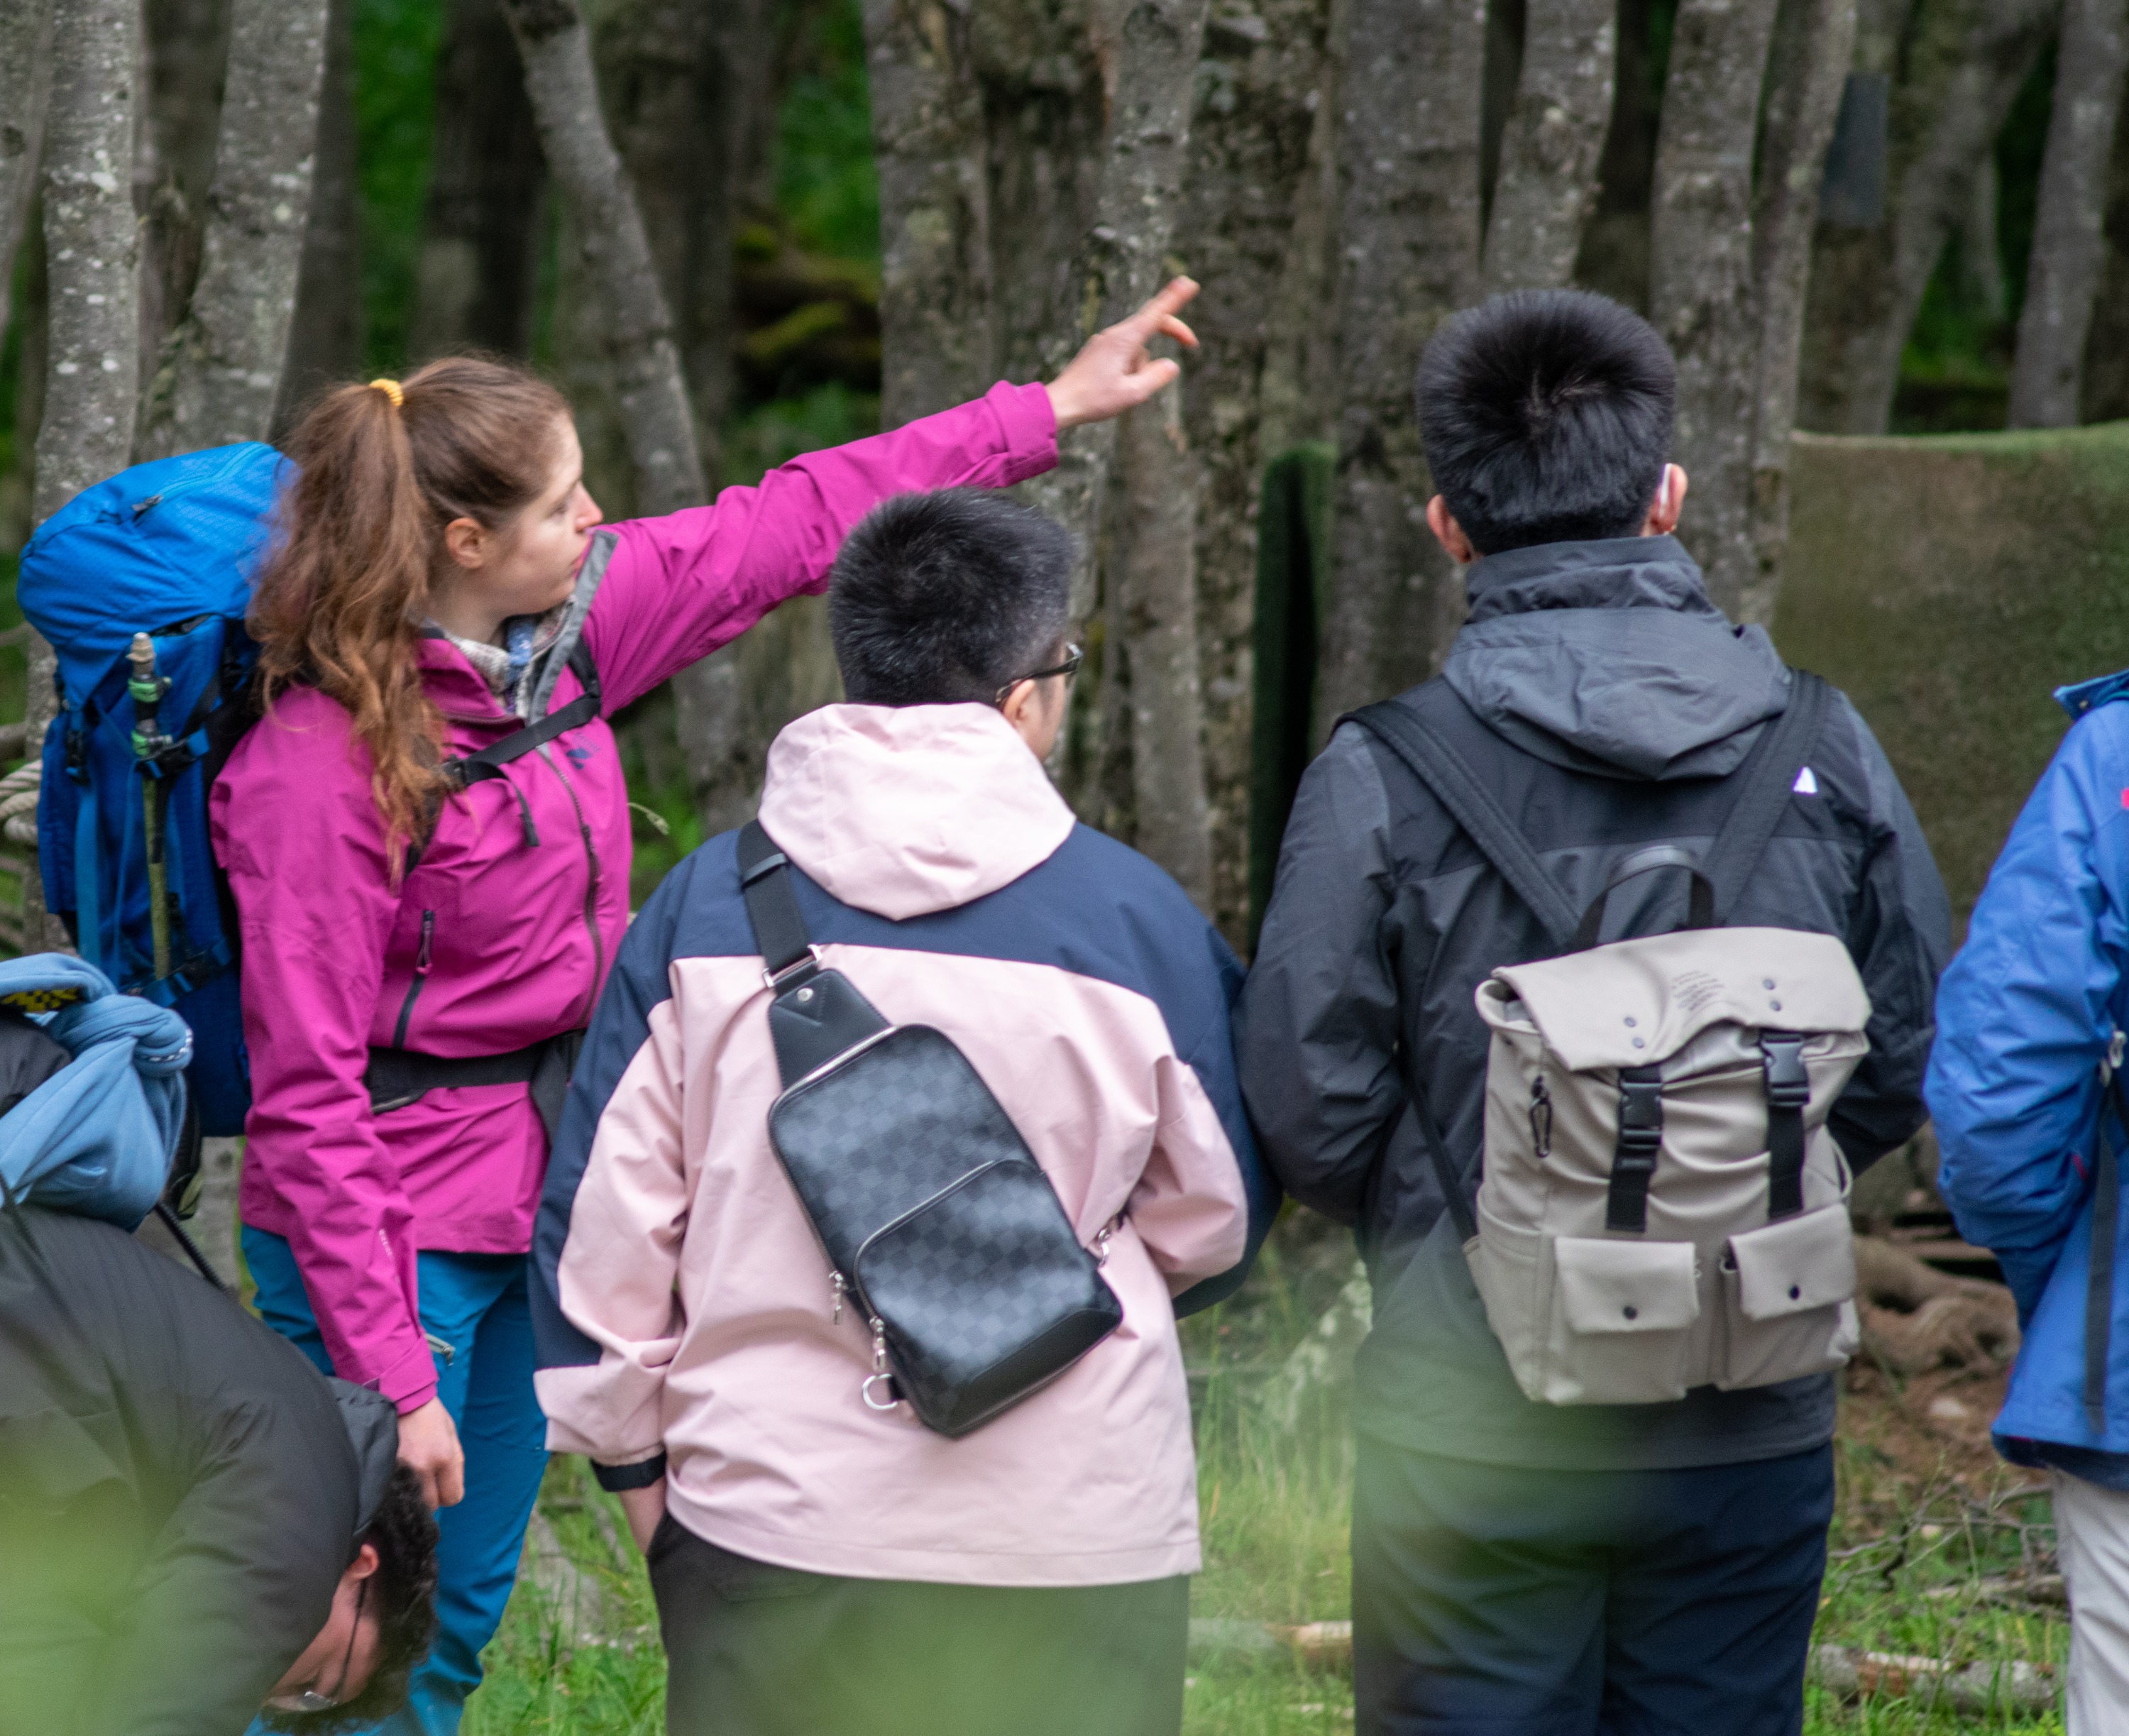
[534,705,1268,1586]
[211,382,1057,1412]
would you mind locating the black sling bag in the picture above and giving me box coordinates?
[737,820,1123,1438]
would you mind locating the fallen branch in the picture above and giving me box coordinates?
[1809,1644,2055,1715]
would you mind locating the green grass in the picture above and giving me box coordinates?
[470,1288,2070,1733]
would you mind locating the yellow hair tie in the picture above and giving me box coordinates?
[368,377,405,408]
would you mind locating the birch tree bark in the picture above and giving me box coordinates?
[275,0,358,428]
[136,0,328,458]
[865,0,993,427]
[1480,0,1614,292]
[1742,0,1856,621]
[32,0,143,949]
[2009,0,2129,427]
[1649,0,1781,617]
[1315,0,1486,734]
[500,0,703,517]
[409,0,548,363]
[0,0,55,351]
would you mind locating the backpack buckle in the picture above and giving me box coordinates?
[1760,1032,1809,1109]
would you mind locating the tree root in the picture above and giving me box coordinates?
[1853,1235,2019,1375]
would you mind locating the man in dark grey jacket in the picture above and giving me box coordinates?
[1238,290,1949,1735]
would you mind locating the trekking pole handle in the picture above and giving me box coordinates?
[127,632,170,757]
[1570,845,1715,951]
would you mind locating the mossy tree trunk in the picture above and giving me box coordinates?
[1480,0,1614,293]
[0,0,55,356]
[136,0,330,458]
[275,0,360,429]
[409,0,549,366]
[33,0,144,948]
[2010,0,2129,427]
[1314,0,1485,735]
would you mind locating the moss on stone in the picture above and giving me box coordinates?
[1774,422,2129,929]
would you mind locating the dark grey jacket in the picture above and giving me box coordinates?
[1237,536,1951,1471]
[0,1205,398,1734]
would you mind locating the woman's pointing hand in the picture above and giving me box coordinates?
[1045,277,1201,431]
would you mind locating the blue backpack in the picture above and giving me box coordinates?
[17,443,290,1138]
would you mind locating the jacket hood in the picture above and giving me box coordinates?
[1443,534,1788,781]
[757,703,1077,919]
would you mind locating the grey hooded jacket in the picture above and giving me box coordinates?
[1237,535,1951,1471]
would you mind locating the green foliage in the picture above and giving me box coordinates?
[351,0,446,375]
[775,0,880,262]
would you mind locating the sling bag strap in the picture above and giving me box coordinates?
[737,820,890,1088]
[2088,1064,2129,1434]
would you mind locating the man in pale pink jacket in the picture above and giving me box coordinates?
[532,490,1272,1736]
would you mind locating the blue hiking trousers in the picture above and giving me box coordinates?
[1353,1434,1834,1735]
[243,1228,549,1736]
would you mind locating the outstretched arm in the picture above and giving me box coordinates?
[583,281,1201,710]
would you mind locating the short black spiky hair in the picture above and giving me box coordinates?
[829,489,1073,705]
[1416,288,1676,555]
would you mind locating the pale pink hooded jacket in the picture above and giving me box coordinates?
[532,705,1268,1586]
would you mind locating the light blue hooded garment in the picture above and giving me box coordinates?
[0,953,192,1229]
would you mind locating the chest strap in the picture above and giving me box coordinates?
[364,1028,585,1147]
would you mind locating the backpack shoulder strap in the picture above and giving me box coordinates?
[1342,686,1581,952]
[442,639,603,789]
[1700,670,1833,923]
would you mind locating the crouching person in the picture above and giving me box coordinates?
[0,1205,436,1732]
[532,490,1274,1736]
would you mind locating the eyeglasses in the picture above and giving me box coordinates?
[994,643,1084,707]
[265,1576,368,1715]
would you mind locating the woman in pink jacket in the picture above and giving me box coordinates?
[211,280,1197,1735]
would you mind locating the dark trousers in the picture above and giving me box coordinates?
[1353,1434,1834,1736]
[647,1515,1189,1736]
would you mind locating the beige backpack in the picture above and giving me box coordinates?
[1348,672,1871,1407]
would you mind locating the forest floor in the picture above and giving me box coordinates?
[469,1349,2068,1735]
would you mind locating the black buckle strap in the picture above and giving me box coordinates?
[1761,1031,1809,1219]
[365,1028,585,1146]
[737,820,889,1087]
[440,642,603,795]
[1607,1065,1664,1232]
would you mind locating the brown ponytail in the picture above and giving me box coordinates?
[250,356,572,856]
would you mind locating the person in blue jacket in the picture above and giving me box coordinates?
[1930,667,2129,1730]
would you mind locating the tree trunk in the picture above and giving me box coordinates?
[1799,0,2059,434]
[592,0,750,466]
[2079,46,2129,421]
[274,0,359,430]
[136,0,328,458]
[409,0,548,364]
[33,0,143,950]
[0,0,55,352]
[500,0,703,517]
[1315,0,1486,735]
[1480,0,1614,292]
[1573,0,1659,310]
[1172,0,1336,941]
[1084,0,1212,899]
[1742,0,1858,622]
[136,0,232,388]
[2010,0,2129,427]
[864,0,993,427]
[1649,0,1781,617]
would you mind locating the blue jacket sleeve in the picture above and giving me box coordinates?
[1929,705,2129,1317]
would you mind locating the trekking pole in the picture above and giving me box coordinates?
[128,632,172,982]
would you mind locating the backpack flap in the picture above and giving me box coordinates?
[1480,925,1870,1075]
